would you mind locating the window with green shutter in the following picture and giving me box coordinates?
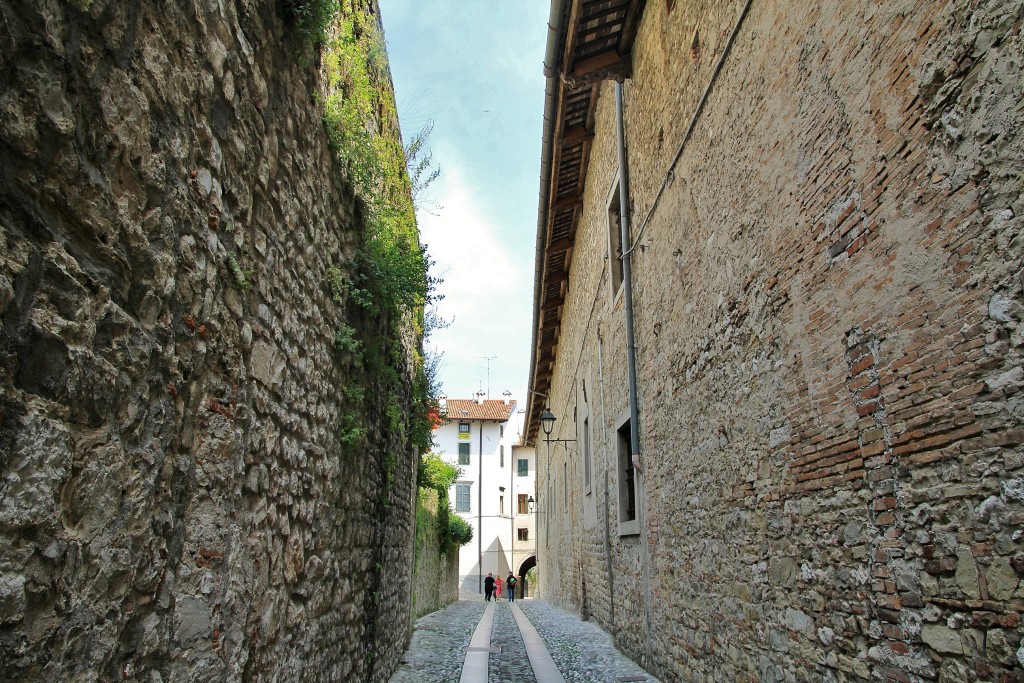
[456,484,471,512]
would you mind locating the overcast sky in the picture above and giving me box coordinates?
[379,1,549,405]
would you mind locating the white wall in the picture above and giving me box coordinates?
[432,402,537,594]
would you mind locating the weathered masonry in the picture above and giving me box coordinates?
[527,0,1024,680]
[0,1,436,681]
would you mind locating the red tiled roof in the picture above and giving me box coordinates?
[443,399,516,422]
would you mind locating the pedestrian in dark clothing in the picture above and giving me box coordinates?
[506,573,517,602]
[484,573,495,601]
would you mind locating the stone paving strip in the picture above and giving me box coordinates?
[516,601,661,683]
[390,598,487,683]
[509,603,562,682]
[463,602,496,683]
[389,592,660,683]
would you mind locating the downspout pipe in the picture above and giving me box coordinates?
[510,433,515,584]
[478,420,483,594]
[614,81,641,472]
[616,78,654,665]
[527,0,570,437]
[596,323,615,627]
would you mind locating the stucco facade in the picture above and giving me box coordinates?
[434,399,535,593]
[528,1,1024,681]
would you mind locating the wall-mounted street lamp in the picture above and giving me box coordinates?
[527,495,535,514]
[540,409,555,437]
[540,409,576,448]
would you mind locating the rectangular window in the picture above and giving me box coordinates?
[456,484,471,512]
[499,495,504,516]
[458,442,470,465]
[517,494,529,515]
[583,418,591,492]
[617,419,638,535]
[564,461,568,511]
[546,480,551,542]
[517,459,528,477]
[518,528,529,541]
[607,174,624,298]
[458,423,470,434]
[500,445,505,468]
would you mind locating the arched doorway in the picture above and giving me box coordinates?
[517,555,537,598]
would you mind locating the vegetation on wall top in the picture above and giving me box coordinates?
[419,453,474,553]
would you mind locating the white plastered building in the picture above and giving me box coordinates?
[434,396,536,595]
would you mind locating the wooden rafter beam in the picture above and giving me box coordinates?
[541,296,564,313]
[554,193,581,211]
[572,49,622,79]
[548,236,572,253]
[560,125,592,146]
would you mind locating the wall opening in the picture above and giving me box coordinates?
[616,418,638,536]
[583,417,592,494]
[607,173,624,299]
[564,460,568,511]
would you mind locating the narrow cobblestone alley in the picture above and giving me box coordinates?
[390,591,659,683]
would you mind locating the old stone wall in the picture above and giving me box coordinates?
[541,0,1024,681]
[411,488,458,619]
[0,1,424,681]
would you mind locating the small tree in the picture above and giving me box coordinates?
[418,453,471,553]
[405,121,441,214]
[419,452,459,491]
[448,515,473,546]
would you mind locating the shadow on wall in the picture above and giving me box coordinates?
[459,536,510,594]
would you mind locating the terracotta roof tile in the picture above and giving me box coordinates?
[443,399,516,422]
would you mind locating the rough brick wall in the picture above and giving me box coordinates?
[0,1,423,680]
[540,1,1024,681]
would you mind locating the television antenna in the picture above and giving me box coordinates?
[474,355,498,398]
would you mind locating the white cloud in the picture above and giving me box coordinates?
[420,158,532,400]
[381,0,545,404]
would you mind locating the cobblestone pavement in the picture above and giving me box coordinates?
[389,590,659,683]
[488,599,537,683]
[516,601,659,683]
[389,597,486,683]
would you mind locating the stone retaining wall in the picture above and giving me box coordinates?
[0,1,420,680]
[412,488,459,620]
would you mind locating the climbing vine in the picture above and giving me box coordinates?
[283,0,340,51]
[313,3,443,478]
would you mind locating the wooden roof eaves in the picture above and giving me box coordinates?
[527,0,647,444]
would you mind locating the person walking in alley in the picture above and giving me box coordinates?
[484,572,495,601]
[506,573,517,602]
[494,575,503,601]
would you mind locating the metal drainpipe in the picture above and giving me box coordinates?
[478,420,483,594]
[510,435,515,587]
[615,78,653,663]
[597,323,615,627]
[615,81,642,478]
